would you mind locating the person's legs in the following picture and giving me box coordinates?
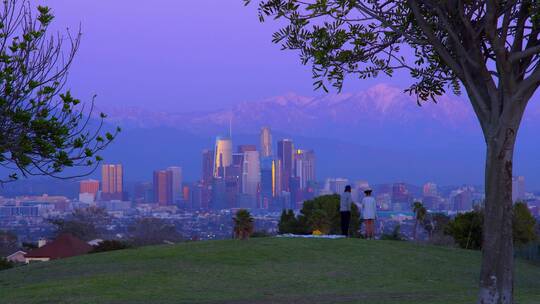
[340,212,346,235]
[366,219,374,239]
[364,220,369,238]
[340,211,351,236]
[345,211,351,236]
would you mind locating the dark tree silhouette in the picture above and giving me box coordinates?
[244,1,540,302]
[0,230,18,256]
[412,201,427,241]
[49,206,111,241]
[233,209,255,240]
[0,1,118,183]
[129,218,183,246]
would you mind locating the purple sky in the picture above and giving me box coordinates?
[15,1,540,188]
[42,0,410,111]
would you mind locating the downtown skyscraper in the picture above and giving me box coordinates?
[277,139,294,192]
[294,149,316,190]
[201,149,214,186]
[261,157,281,210]
[242,150,261,198]
[153,170,173,206]
[101,164,124,201]
[167,166,183,204]
[260,127,272,157]
[213,137,233,178]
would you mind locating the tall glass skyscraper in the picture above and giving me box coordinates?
[294,149,316,190]
[201,149,214,185]
[242,150,261,196]
[261,157,281,209]
[277,139,294,192]
[260,127,272,157]
[213,137,233,178]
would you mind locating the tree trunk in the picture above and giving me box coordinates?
[413,219,418,241]
[478,128,515,304]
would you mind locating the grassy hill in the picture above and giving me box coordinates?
[0,238,539,304]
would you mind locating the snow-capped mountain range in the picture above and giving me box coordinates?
[97,84,483,139]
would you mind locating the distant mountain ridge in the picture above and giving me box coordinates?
[97,84,480,139]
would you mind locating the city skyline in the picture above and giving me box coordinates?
[71,127,531,214]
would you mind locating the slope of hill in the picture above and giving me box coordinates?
[1,238,539,304]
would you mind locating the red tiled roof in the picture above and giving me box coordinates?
[25,234,93,259]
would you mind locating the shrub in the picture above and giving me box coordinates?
[278,195,361,235]
[278,210,303,234]
[380,225,403,241]
[445,204,538,250]
[513,202,537,246]
[91,240,131,253]
[445,211,483,250]
[0,258,14,271]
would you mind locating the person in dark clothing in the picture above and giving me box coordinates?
[340,185,353,236]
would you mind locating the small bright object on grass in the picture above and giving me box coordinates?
[277,234,346,239]
[312,229,323,236]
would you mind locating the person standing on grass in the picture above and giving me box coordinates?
[361,189,377,239]
[340,185,353,236]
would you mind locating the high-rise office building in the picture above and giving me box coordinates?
[201,149,214,185]
[392,182,412,211]
[153,170,173,206]
[423,182,438,197]
[211,178,227,210]
[242,150,261,197]
[80,179,99,196]
[101,164,123,200]
[277,139,294,192]
[230,153,244,180]
[451,187,474,211]
[325,178,349,194]
[512,176,526,202]
[260,127,272,157]
[213,137,233,178]
[261,157,281,210]
[294,149,316,189]
[289,176,302,209]
[191,182,211,210]
[167,166,183,203]
[79,179,99,202]
[237,145,257,153]
[133,182,153,203]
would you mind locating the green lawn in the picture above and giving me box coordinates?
[0,238,539,304]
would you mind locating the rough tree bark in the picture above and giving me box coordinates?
[479,129,515,304]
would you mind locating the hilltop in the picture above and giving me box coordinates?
[1,238,539,304]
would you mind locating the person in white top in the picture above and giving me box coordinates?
[361,188,377,239]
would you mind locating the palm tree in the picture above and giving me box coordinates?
[233,209,254,240]
[412,202,427,241]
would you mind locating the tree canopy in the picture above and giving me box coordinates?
[244,0,540,133]
[0,1,118,182]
